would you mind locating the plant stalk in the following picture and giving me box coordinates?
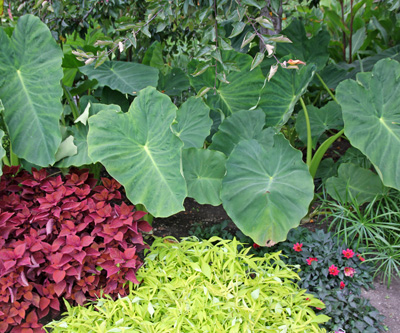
[9,142,19,166]
[213,0,219,93]
[300,97,313,167]
[316,73,339,104]
[62,83,80,120]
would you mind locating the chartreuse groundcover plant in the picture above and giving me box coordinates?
[189,224,384,333]
[46,237,329,332]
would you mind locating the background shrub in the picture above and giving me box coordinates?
[0,166,151,332]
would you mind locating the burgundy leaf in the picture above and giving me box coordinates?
[125,270,139,284]
[53,270,66,284]
[39,297,50,311]
[54,281,66,297]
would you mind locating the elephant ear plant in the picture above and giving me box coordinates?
[2,15,400,247]
[87,56,400,246]
[0,15,65,169]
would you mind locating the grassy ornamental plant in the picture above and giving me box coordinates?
[46,237,329,332]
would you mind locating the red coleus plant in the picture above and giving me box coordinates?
[0,166,151,332]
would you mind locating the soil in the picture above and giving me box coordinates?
[153,198,400,333]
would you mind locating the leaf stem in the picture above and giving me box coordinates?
[9,142,19,166]
[316,73,339,104]
[62,83,80,120]
[213,0,219,92]
[300,97,312,167]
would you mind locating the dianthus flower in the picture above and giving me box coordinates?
[342,248,355,259]
[293,242,303,252]
[306,257,318,265]
[340,281,345,289]
[356,253,365,262]
[344,267,355,277]
[329,264,339,276]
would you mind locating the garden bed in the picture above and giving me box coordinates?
[154,198,400,332]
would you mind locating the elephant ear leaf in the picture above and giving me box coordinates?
[0,15,63,166]
[336,58,400,190]
[79,61,159,96]
[88,87,187,217]
[188,50,265,116]
[326,163,385,205]
[209,109,271,156]
[221,134,314,245]
[172,97,212,149]
[182,148,226,206]
[258,64,316,129]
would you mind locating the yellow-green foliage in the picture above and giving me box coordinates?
[46,237,329,332]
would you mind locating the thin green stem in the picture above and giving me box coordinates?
[300,97,312,167]
[9,142,19,166]
[62,83,80,120]
[309,128,345,178]
[2,155,10,166]
[316,73,339,104]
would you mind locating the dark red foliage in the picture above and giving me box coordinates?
[0,166,151,332]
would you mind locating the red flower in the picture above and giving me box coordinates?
[340,281,345,289]
[252,243,260,249]
[356,254,365,262]
[328,264,339,276]
[293,243,303,252]
[342,248,355,259]
[344,267,355,277]
[306,257,318,265]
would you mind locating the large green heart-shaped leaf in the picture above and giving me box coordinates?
[88,87,187,217]
[80,61,159,95]
[258,64,316,129]
[320,44,400,89]
[221,134,314,244]
[188,50,265,116]
[158,68,190,96]
[209,109,273,156]
[182,148,227,206]
[336,59,400,190]
[171,97,212,149]
[57,104,121,168]
[0,15,63,166]
[296,101,343,148]
[276,20,330,71]
[326,163,385,204]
